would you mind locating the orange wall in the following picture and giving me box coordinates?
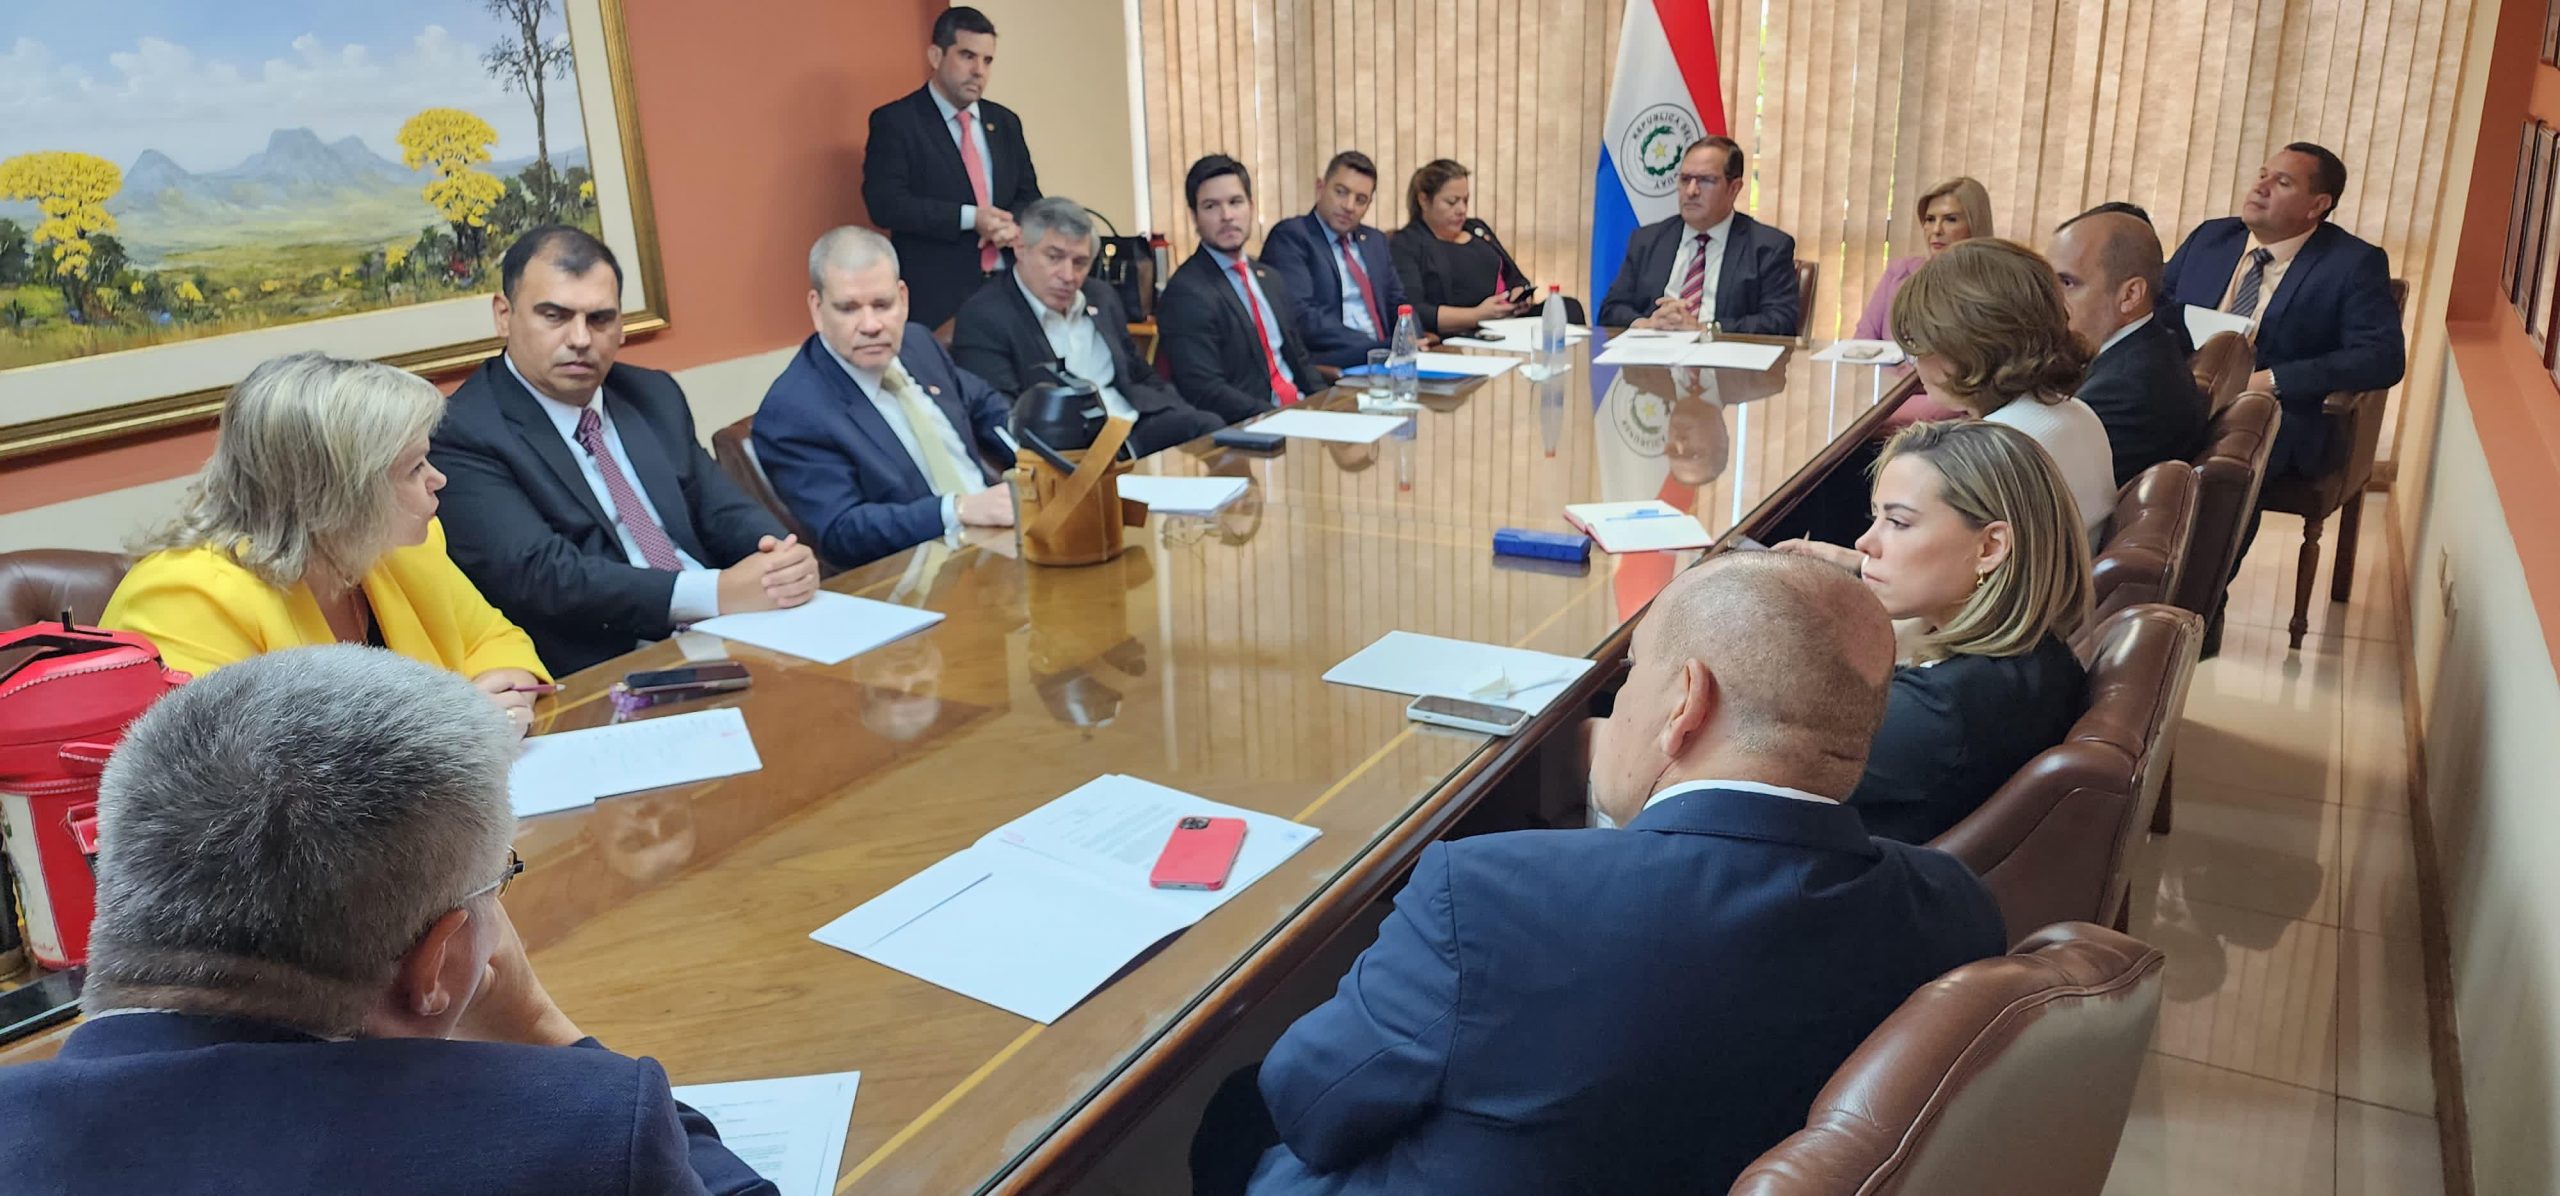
[1,0,940,516]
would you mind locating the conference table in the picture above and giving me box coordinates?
[2,334,1915,1192]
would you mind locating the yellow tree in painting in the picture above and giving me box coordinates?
[0,151,122,313]
[397,108,505,262]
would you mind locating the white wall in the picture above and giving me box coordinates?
[972,0,1146,230]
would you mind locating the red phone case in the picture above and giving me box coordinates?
[1150,816,1248,890]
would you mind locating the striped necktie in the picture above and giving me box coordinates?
[1678,232,1712,310]
[2226,247,2275,318]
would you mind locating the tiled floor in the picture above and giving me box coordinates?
[2105,494,2449,1195]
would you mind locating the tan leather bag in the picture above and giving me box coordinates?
[1009,416,1148,566]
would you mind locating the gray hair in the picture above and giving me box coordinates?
[132,352,446,590]
[1016,197,1096,254]
[808,225,900,292]
[84,646,518,1037]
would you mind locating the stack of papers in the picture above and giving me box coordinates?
[810,775,1321,1022]
[2183,305,2256,345]
[1322,630,1596,714]
[1810,339,1908,365]
[509,707,764,819]
[1564,500,1715,553]
[1412,351,1517,378]
[1443,315,1593,353]
[690,591,943,665]
[670,1071,860,1196]
[1119,475,1250,515]
[1248,409,1407,444]
[1592,337,1787,371]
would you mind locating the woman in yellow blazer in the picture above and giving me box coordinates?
[105,351,550,733]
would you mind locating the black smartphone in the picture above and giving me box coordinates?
[617,661,752,698]
[0,968,82,1047]
[1212,428,1287,453]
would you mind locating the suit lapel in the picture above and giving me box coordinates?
[600,383,711,564]
[902,341,1000,484]
[1645,219,1684,303]
[1007,278,1066,377]
[489,361,614,534]
[2257,224,2329,334]
[2188,222,2246,311]
[915,88,973,197]
[1251,262,1296,353]
[978,106,1011,200]
[1712,214,1751,318]
[809,337,932,496]
[1193,251,1258,343]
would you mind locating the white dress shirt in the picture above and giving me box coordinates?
[1641,778,1837,813]
[1327,228,1380,337]
[1659,212,1737,314]
[2217,224,2315,319]
[819,338,988,535]
[1017,274,1138,423]
[503,354,718,624]
[1205,245,1289,366]
[928,86,998,234]
[1984,395,2118,538]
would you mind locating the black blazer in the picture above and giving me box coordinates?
[860,85,1043,331]
[949,275,1190,416]
[2080,313,2212,487]
[1156,247,1326,423]
[1596,211,1801,334]
[1264,212,1413,365]
[1847,634,2089,844]
[433,357,781,677]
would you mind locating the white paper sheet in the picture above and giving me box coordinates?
[688,592,944,665]
[985,775,1320,917]
[1118,475,1250,515]
[1410,351,1517,378]
[1810,339,1908,365]
[670,1071,861,1196]
[507,707,763,818]
[1322,631,1595,714]
[1248,409,1408,444]
[1593,338,1700,367]
[1475,315,1591,341]
[1679,341,1788,371]
[1564,500,1714,553]
[2183,304,2256,345]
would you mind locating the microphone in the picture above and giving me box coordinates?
[1466,219,1530,296]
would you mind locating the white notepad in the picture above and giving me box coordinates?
[1564,500,1715,553]
[1248,409,1408,443]
[689,591,943,665]
[1679,341,1788,371]
[669,1071,860,1196]
[1322,630,1595,714]
[1119,475,1250,515]
[1411,351,1517,378]
[508,707,763,819]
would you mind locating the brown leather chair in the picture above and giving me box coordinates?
[2173,391,2279,634]
[707,415,821,552]
[2187,330,2254,415]
[1729,922,2165,1196]
[1929,604,2202,941]
[2259,278,2409,650]
[1794,260,1820,339]
[2088,463,2196,630]
[0,549,128,630]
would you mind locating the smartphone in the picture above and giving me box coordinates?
[1406,694,1533,736]
[1149,816,1248,890]
[1212,428,1287,453]
[0,968,82,1047]
[616,661,751,698]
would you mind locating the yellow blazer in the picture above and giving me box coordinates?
[102,519,550,681]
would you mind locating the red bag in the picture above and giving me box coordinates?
[0,620,187,969]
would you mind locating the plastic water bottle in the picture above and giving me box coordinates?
[1538,285,1569,378]
[1389,304,1420,406]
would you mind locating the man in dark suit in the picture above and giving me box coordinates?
[433,227,818,677]
[1158,154,1327,420]
[2051,208,2211,486]
[1213,552,2004,1196]
[0,647,773,1194]
[861,6,1043,332]
[951,196,1228,456]
[1596,136,1801,335]
[1260,149,1414,368]
[2161,142,2404,477]
[756,226,1019,569]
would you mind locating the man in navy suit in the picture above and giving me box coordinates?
[2050,208,2211,485]
[2161,142,2404,477]
[0,646,774,1194]
[1596,136,1801,335]
[756,225,1019,569]
[1157,154,1329,420]
[860,6,1043,332]
[1223,552,2004,1196]
[1261,150,1414,368]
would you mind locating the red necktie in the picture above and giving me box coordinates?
[1338,232,1382,335]
[1232,260,1301,406]
[573,406,683,571]
[957,110,998,272]
[1678,232,1712,311]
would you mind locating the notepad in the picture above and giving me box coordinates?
[1248,409,1408,443]
[508,707,763,819]
[1811,339,1908,365]
[1593,336,1701,366]
[689,591,943,665]
[1564,500,1715,553]
[1322,630,1595,715]
[1679,341,1788,371]
[669,1071,860,1196]
[810,775,1321,1023]
[1119,475,1250,515]
[1411,351,1518,378]
[2184,304,2256,345]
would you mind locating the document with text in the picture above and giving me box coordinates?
[670,1070,861,1196]
[508,706,762,819]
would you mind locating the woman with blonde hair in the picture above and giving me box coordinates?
[1779,419,2093,843]
[1861,176,1992,424]
[1890,238,2114,536]
[104,351,549,731]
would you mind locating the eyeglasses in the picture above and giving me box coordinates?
[461,848,525,904]
[1677,173,1729,189]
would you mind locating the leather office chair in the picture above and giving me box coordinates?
[2088,463,2196,629]
[1729,922,2165,1196]
[0,549,128,630]
[2259,278,2409,651]
[2174,391,2279,639]
[707,416,823,555]
[1929,604,2202,940]
[1794,260,1820,339]
[2188,331,2254,415]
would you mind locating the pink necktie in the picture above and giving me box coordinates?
[574,406,683,571]
[1232,260,1300,406]
[1679,233,1712,311]
[957,110,998,272]
[1338,233,1382,334]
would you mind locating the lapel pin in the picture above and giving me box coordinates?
[928,384,943,396]
[1086,305,1099,317]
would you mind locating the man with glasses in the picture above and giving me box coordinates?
[1596,136,1802,335]
[0,646,775,1194]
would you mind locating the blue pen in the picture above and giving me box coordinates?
[1609,507,1677,520]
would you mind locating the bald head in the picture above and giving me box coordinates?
[2048,211,2164,345]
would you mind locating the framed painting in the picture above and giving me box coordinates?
[0,0,665,460]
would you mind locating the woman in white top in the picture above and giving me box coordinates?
[1889,238,2115,538]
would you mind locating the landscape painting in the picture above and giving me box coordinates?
[0,0,663,458]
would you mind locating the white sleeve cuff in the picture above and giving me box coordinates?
[670,568,722,624]
[959,204,978,233]
[941,496,962,535]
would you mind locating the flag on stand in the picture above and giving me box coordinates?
[1590,1,1729,303]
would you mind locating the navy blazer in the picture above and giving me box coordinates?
[1261,212,1412,367]
[1249,789,2005,1196]
[860,86,1044,331]
[2080,314,2212,487]
[1596,211,1801,334]
[2161,217,2404,474]
[433,358,783,677]
[752,330,1016,569]
[1157,247,1327,423]
[0,1012,774,1195]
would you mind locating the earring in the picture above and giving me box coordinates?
[1972,568,1990,592]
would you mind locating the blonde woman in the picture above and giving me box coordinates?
[1891,238,2115,537]
[1862,176,1992,424]
[1778,420,2093,843]
[104,352,549,731]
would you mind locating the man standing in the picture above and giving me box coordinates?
[1157,154,1327,421]
[434,226,818,678]
[2050,208,2212,485]
[861,6,1042,332]
[1261,150,1413,368]
[755,227,1018,570]
[950,196,1229,456]
[1596,137,1801,335]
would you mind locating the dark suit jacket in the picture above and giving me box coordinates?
[753,329,1016,569]
[1849,635,2090,844]
[1261,213,1412,367]
[433,358,781,677]
[1596,211,1801,334]
[950,274,1194,417]
[2161,217,2404,474]
[2081,313,2212,487]
[1249,789,2005,1196]
[1157,247,1326,422]
[0,1012,773,1195]
[860,85,1043,331]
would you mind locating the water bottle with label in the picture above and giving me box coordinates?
[1389,304,1420,406]
[1538,285,1568,378]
